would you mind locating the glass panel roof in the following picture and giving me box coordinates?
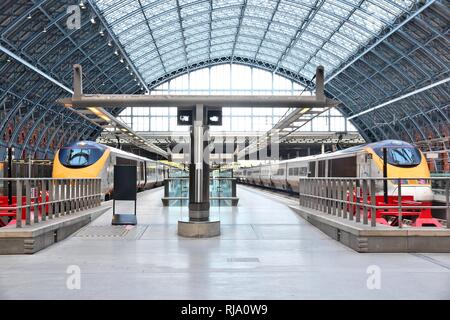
[94,0,415,86]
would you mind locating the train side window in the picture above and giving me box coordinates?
[330,156,357,177]
[299,167,308,176]
[116,157,137,166]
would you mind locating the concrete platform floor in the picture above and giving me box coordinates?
[1,185,449,299]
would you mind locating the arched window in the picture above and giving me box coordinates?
[118,64,356,133]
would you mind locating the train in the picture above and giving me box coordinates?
[52,141,179,200]
[234,140,433,202]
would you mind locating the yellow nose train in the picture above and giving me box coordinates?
[234,139,433,202]
[53,141,178,200]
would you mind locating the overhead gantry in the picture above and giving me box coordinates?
[58,64,338,237]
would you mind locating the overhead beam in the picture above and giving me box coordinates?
[59,94,337,108]
[59,65,335,108]
[0,44,73,93]
[348,76,450,119]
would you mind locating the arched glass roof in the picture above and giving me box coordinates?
[93,0,415,85]
[0,0,447,170]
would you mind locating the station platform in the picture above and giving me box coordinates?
[0,185,449,299]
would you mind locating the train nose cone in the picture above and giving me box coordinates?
[391,186,434,202]
[412,186,434,202]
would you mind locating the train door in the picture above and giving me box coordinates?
[107,155,114,193]
[143,161,147,187]
[357,152,371,178]
[325,159,330,177]
[139,161,147,188]
[136,161,141,187]
[308,161,316,177]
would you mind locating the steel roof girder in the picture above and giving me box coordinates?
[230,0,248,63]
[297,0,364,76]
[0,77,43,140]
[325,0,438,84]
[31,107,67,156]
[39,20,124,95]
[87,0,149,92]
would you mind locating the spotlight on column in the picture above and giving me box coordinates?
[206,106,222,126]
[177,107,194,126]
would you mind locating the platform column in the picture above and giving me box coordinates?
[188,104,210,219]
[178,104,220,237]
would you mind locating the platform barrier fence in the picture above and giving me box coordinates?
[298,177,450,228]
[0,178,102,228]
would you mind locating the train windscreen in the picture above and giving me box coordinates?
[59,146,105,168]
[374,147,422,167]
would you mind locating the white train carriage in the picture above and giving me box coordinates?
[235,140,433,202]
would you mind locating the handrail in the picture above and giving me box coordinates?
[0,178,102,228]
[297,176,449,229]
[297,177,450,181]
[0,178,101,181]
[165,177,236,181]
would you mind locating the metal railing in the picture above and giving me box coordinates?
[0,178,102,228]
[298,177,450,229]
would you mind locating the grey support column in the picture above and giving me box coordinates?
[188,104,210,219]
[178,104,220,238]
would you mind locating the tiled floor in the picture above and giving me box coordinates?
[0,185,449,299]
